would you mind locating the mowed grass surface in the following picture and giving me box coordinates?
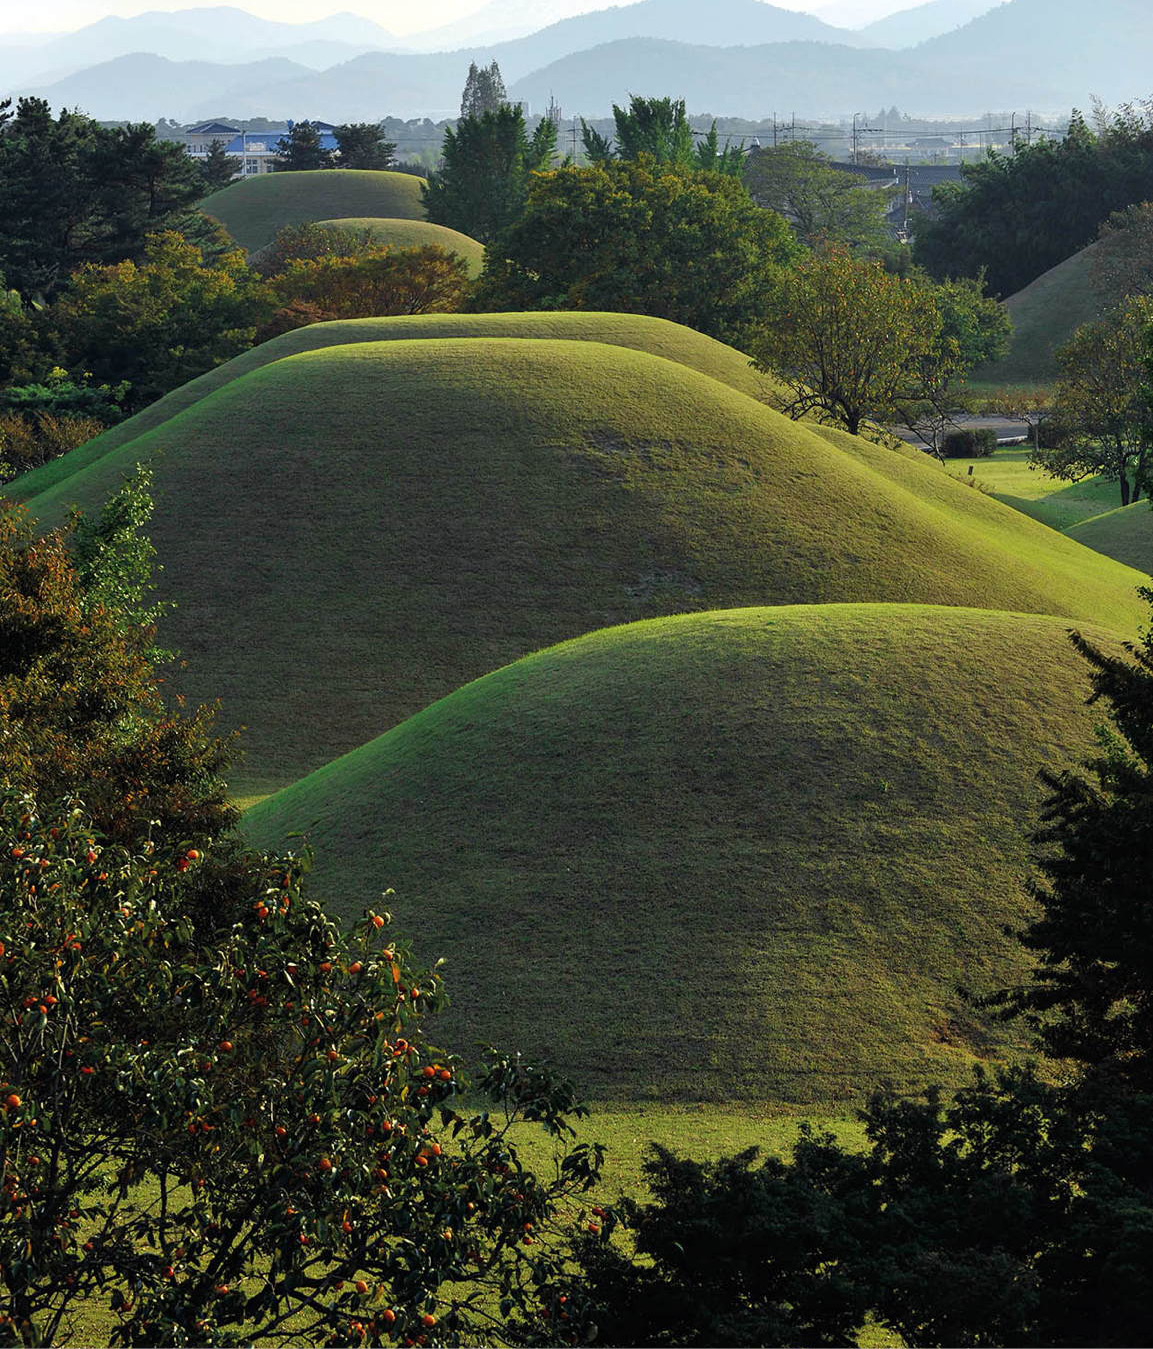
[8,312,786,501]
[947,448,1122,529]
[200,169,426,252]
[246,604,1115,1103]
[1068,499,1153,574]
[315,217,486,275]
[974,242,1103,386]
[22,340,1146,791]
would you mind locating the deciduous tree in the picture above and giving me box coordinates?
[474,158,798,348]
[743,141,894,251]
[47,231,271,409]
[581,96,744,176]
[1034,295,1153,505]
[262,244,469,337]
[752,245,943,436]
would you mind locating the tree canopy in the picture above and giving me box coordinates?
[473,158,798,347]
[581,96,745,176]
[913,105,1153,297]
[423,106,556,244]
[0,98,206,298]
[743,141,894,251]
[1036,294,1153,506]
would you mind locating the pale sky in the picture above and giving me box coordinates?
[0,0,913,38]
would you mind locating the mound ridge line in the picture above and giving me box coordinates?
[244,602,1121,1103]
[21,336,1146,790]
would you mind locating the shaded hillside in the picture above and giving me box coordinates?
[200,170,426,253]
[1067,501,1153,575]
[21,337,1146,790]
[245,604,1117,1102]
[973,243,1103,386]
[858,0,1004,47]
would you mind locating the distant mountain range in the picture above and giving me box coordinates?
[1,0,1145,123]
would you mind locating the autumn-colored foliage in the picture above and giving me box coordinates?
[0,482,233,846]
[262,245,469,338]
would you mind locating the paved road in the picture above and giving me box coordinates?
[890,415,1030,452]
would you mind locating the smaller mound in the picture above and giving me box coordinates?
[8,313,784,502]
[244,604,1118,1104]
[1067,500,1153,574]
[314,218,485,275]
[200,170,426,252]
[975,242,1103,386]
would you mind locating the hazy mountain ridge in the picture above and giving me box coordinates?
[859,0,1005,48]
[2,0,1148,123]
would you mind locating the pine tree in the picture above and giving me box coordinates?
[198,137,242,191]
[988,596,1153,1088]
[273,121,334,171]
[333,122,397,170]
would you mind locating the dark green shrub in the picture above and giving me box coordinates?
[942,426,997,457]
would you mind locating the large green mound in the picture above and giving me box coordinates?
[244,604,1115,1103]
[315,218,486,275]
[9,313,785,502]
[1067,499,1153,574]
[201,170,426,253]
[974,242,1103,386]
[23,339,1145,792]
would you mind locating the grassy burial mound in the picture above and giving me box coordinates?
[244,604,1117,1103]
[1067,500,1153,574]
[8,313,787,503]
[200,170,426,253]
[314,218,486,275]
[23,339,1147,792]
[973,242,1103,387]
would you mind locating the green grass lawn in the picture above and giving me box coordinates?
[245,603,1118,1103]
[20,338,1146,795]
[200,170,427,253]
[974,242,1104,387]
[1067,499,1153,574]
[8,312,787,503]
[311,217,486,276]
[945,448,1123,529]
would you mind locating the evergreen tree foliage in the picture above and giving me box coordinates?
[580,96,744,176]
[197,138,241,192]
[459,61,508,119]
[423,106,556,244]
[0,98,205,298]
[914,105,1153,297]
[273,121,335,172]
[333,122,397,170]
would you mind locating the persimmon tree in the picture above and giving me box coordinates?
[0,792,604,1347]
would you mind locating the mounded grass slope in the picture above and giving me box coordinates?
[316,217,486,275]
[974,242,1103,387]
[22,340,1146,791]
[200,170,426,253]
[8,313,785,502]
[244,604,1116,1103]
[1067,500,1153,574]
